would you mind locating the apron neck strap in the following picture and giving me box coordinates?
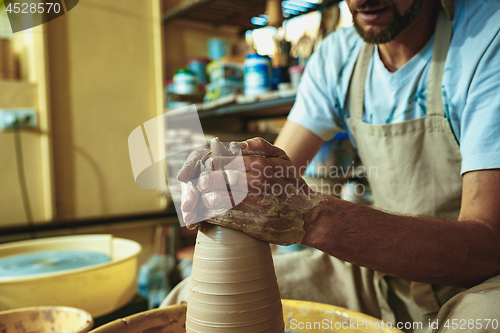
[349,42,373,120]
[348,9,453,120]
[427,10,453,117]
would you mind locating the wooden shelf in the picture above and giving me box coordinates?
[163,0,339,29]
[164,0,265,28]
[166,95,294,123]
[0,209,179,237]
[198,95,295,120]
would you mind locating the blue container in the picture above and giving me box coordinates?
[188,57,210,83]
[271,66,291,90]
[207,38,231,61]
[244,53,272,97]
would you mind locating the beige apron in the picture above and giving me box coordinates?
[346,9,463,330]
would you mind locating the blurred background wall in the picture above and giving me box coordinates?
[0,0,163,226]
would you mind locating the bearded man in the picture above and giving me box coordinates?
[167,0,500,331]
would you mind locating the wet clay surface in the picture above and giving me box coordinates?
[186,224,285,332]
[205,189,325,246]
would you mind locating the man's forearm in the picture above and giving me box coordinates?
[301,196,500,288]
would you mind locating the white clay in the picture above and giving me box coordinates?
[224,170,240,186]
[186,223,285,333]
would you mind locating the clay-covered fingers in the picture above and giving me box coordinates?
[231,137,290,160]
[197,167,298,199]
[199,190,235,211]
[180,181,199,225]
[204,154,244,172]
[210,137,237,156]
[177,148,209,182]
[198,193,267,219]
[197,170,248,193]
[206,154,294,176]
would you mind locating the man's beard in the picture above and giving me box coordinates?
[352,0,425,44]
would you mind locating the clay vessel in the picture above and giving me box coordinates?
[186,223,284,332]
[0,306,93,333]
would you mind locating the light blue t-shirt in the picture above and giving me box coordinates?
[288,0,500,175]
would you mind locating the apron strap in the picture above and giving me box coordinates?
[348,42,374,120]
[348,9,453,120]
[427,10,453,117]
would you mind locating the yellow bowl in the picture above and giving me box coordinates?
[282,299,403,333]
[89,304,186,333]
[0,306,93,333]
[89,300,402,333]
[0,235,141,317]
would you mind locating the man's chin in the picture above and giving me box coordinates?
[354,21,394,44]
[352,0,425,44]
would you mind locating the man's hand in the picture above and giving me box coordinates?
[177,137,326,245]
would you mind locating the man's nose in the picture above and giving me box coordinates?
[346,0,366,11]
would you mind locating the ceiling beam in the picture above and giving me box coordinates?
[163,0,218,24]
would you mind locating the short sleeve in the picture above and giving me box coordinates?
[459,29,500,174]
[287,35,347,142]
